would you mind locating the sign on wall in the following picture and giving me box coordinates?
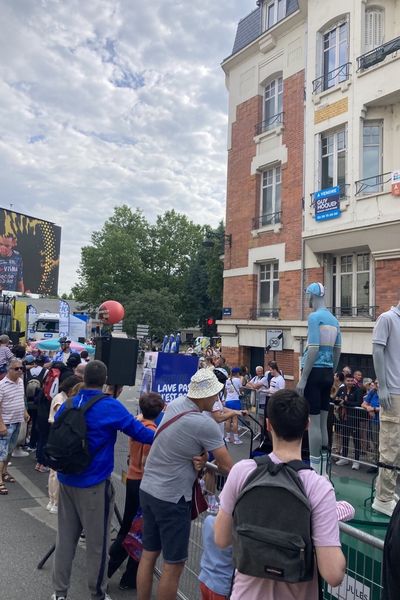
[266,329,283,351]
[391,171,400,196]
[314,186,341,222]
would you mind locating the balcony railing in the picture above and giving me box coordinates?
[255,112,284,136]
[310,183,350,207]
[252,211,282,230]
[312,63,351,94]
[328,306,378,320]
[250,307,280,320]
[357,35,400,71]
[355,172,392,196]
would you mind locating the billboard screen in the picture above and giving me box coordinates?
[0,208,61,295]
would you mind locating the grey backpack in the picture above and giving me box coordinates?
[232,455,314,584]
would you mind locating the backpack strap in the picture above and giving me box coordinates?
[65,393,107,412]
[285,459,313,472]
[155,409,199,438]
[253,455,312,474]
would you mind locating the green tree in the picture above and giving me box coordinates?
[72,205,151,308]
[124,288,180,340]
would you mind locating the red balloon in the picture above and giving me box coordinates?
[98,300,125,325]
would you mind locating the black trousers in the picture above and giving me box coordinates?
[341,411,361,461]
[108,478,141,587]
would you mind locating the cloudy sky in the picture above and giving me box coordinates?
[0,0,256,294]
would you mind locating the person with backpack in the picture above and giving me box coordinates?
[215,389,348,600]
[47,375,82,514]
[25,355,47,451]
[49,360,155,600]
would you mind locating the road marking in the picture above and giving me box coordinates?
[8,466,58,531]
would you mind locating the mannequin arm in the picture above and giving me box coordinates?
[372,343,391,411]
[297,346,319,396]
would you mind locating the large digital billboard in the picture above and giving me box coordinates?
[0,208,61,295]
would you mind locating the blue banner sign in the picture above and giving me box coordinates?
[314,186,341,221]
[141,352,199,404]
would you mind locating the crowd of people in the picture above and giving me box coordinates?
[0,331,397,600]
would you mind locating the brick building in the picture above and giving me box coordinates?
[219,0,400,382]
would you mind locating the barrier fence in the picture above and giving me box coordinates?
[330,404,380,469]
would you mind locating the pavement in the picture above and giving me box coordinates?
[0,367,395,600]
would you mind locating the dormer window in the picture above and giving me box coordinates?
[263,0,299,30]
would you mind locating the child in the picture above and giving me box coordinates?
[199,515,234,600]
[47,376,82,513]
[108,391,165,590]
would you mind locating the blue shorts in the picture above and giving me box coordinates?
[225,400,241,411]
[139,489,192,563]
[0,423,21,461]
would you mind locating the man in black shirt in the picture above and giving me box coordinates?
[335,373,362,470]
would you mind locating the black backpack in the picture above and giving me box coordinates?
[233,455,314,584]
[25,368,47,411]
[44,393,106,474]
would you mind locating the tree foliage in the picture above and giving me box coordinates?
[72,205,224,338]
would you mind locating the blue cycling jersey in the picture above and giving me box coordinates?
[0,251,23,291]
[301,308,341,369]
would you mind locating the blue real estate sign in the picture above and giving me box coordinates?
[314,186,341,222]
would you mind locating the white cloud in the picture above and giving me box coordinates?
[0,0,256,293]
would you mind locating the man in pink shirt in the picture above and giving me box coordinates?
[215,389,347,600]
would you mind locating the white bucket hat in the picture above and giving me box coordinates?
[188,368,224,399]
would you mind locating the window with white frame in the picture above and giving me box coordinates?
[321,20,349,91]
[263,76,283,129]
[364,7,384,52]
[259,262,279,317]
[266,0,287,28]
[332,253,371,316]
[260,165,281,226]
[362,120,383,191]
[320,127,347,192]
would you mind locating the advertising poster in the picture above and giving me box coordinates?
[140,353,199,404]
[0,208,61,295]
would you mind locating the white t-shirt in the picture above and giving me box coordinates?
[206,397,225,436]
[225,377,242,401]
[268,374,285,393]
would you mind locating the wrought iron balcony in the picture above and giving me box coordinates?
[357,36,400,71]
[355,172,392,196]
[329,306,378,320]
[312,63,351,94]
[252,211,282,230]
[310,184,350,207]
[255,112,284,136]
[250,307,280,320]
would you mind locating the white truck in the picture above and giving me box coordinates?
[30,312,87,342]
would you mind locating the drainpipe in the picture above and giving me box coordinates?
[300,23,308,322]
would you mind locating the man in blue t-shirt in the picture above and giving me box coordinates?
[297,282,341,476]
[0,235,24,292]
[51,360,155,600]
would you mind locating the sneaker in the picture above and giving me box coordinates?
[335,458,350,466]
[233,438,243,445]
[38,465,50,473]
[46,501,53,511]
[104,595,113,600]
[50,504,58,514]
[372,498,397,517]
[351,461,360,470]
[12,447,29,458]
[224,436,232,443]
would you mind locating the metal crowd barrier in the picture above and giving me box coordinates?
[330,403,380,469]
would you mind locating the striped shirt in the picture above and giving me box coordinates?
[0,376,25,424]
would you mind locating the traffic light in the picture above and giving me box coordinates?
[207,317,215,327]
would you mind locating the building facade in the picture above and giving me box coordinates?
[219,0,400,381]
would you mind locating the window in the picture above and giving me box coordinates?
[35,319,59,333]
[320,127,347,191]
[322,21,349,90]
[362,120,383,191]
[260,166,281,225]
[259,262,279,317]
[332,253,371,316]
[264,77,283,129]
[265,0,298,29]
[364,7,384,52]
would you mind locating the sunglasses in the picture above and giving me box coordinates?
[12,367,23,371]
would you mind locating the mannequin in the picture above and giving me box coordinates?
[297,283,341,476]
[372,300,400,517]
